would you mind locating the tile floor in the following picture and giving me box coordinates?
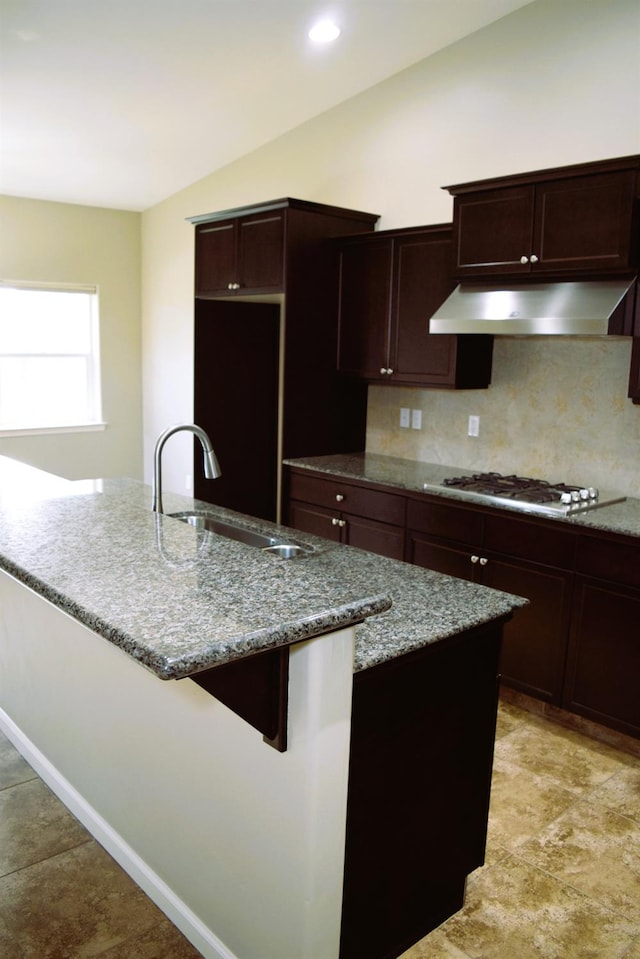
[401,700,640,959]
[1,700,639,958]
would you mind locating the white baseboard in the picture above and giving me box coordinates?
[0,708,238,959]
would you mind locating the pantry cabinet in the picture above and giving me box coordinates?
[190,198,378,521]
[445,155,640,279]
[336,226,493,388]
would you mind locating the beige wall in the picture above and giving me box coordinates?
[0,196,142,479]
[142,0,640,499]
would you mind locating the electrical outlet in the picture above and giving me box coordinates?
[400,407,410,428]
[185,473,193,491]
[468,415,480,437]
[411,409,422,430]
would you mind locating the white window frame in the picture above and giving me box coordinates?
[0,280,106,437]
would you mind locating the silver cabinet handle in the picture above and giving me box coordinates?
[335,494,344,502]
[331,517,346,527]
[379,368,393,376]
[228,282,235,290]
[471,555,480,564]
[530,254,539,263]
[387,368,394,375]
[479,557,488,566]
[520,255,529,264]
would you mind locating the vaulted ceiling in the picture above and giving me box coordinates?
[0,0,533,210]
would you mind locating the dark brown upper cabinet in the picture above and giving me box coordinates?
[444,155,640,279]
[336,225,493,389]
[193,197,379,298]
[195,207,286,296]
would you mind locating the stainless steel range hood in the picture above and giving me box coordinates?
[429,279,636,336]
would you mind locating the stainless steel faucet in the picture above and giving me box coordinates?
[152,423,221,513]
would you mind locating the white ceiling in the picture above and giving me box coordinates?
[0,0,533,211]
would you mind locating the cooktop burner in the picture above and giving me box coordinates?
[425,472,626,517]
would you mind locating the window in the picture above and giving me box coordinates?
[0,281,104,434]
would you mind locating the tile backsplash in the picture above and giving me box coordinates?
[366,338,640,498]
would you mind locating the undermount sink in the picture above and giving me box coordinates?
[168,512,314,558]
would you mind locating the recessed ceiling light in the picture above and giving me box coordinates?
[308,20,341,43]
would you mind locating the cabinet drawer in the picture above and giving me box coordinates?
[288,472,405,526]
[484,514,575,569]
[406,497,483,547]
[575,536,640,590]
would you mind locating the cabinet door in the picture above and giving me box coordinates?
[533,170,638,274]
[482,555,573,704]
[287,500,341,542]
[564,577,640,738]
[237,211,285,292]
[195,220,237,295]
[453,186,535,276]
[344,513,405,560]
[337,239,393,379]
[391,233,458,385]
[407,532,477,582]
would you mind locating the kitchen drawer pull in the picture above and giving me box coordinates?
[335,494,344,502]
[471,554,480,564]
[331,517,346,527]
[520,255,529,264]
[479,557,488,566]
[530,254,539,263]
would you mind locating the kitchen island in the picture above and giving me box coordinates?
[0,455,525,959]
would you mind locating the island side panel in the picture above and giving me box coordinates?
[340,621,505,959]
[0,569,355,959]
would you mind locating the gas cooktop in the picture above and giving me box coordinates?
[423,472,626,518]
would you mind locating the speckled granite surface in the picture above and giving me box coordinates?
[284,452,640,539]
[0,456,525,679]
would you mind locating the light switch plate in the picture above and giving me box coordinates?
[468,415,480,437]
[411,409,422,430]
[400,407,410,428]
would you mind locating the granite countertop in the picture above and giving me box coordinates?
[284,452,640,539]
[0,456,525,679]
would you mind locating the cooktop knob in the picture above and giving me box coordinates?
[579,488,590,500]
[560,492,573,505]
[588,487,598,499]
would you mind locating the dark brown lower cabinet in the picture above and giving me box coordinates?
[285,466,640,739]
[340,621,505,959]
[483,555,572,703]
[286,469,406,560]
[289,499,405,559]
[482,512,575,703]
[407,501,575,704]
[564,577,640,738]
[564,531,640,738]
